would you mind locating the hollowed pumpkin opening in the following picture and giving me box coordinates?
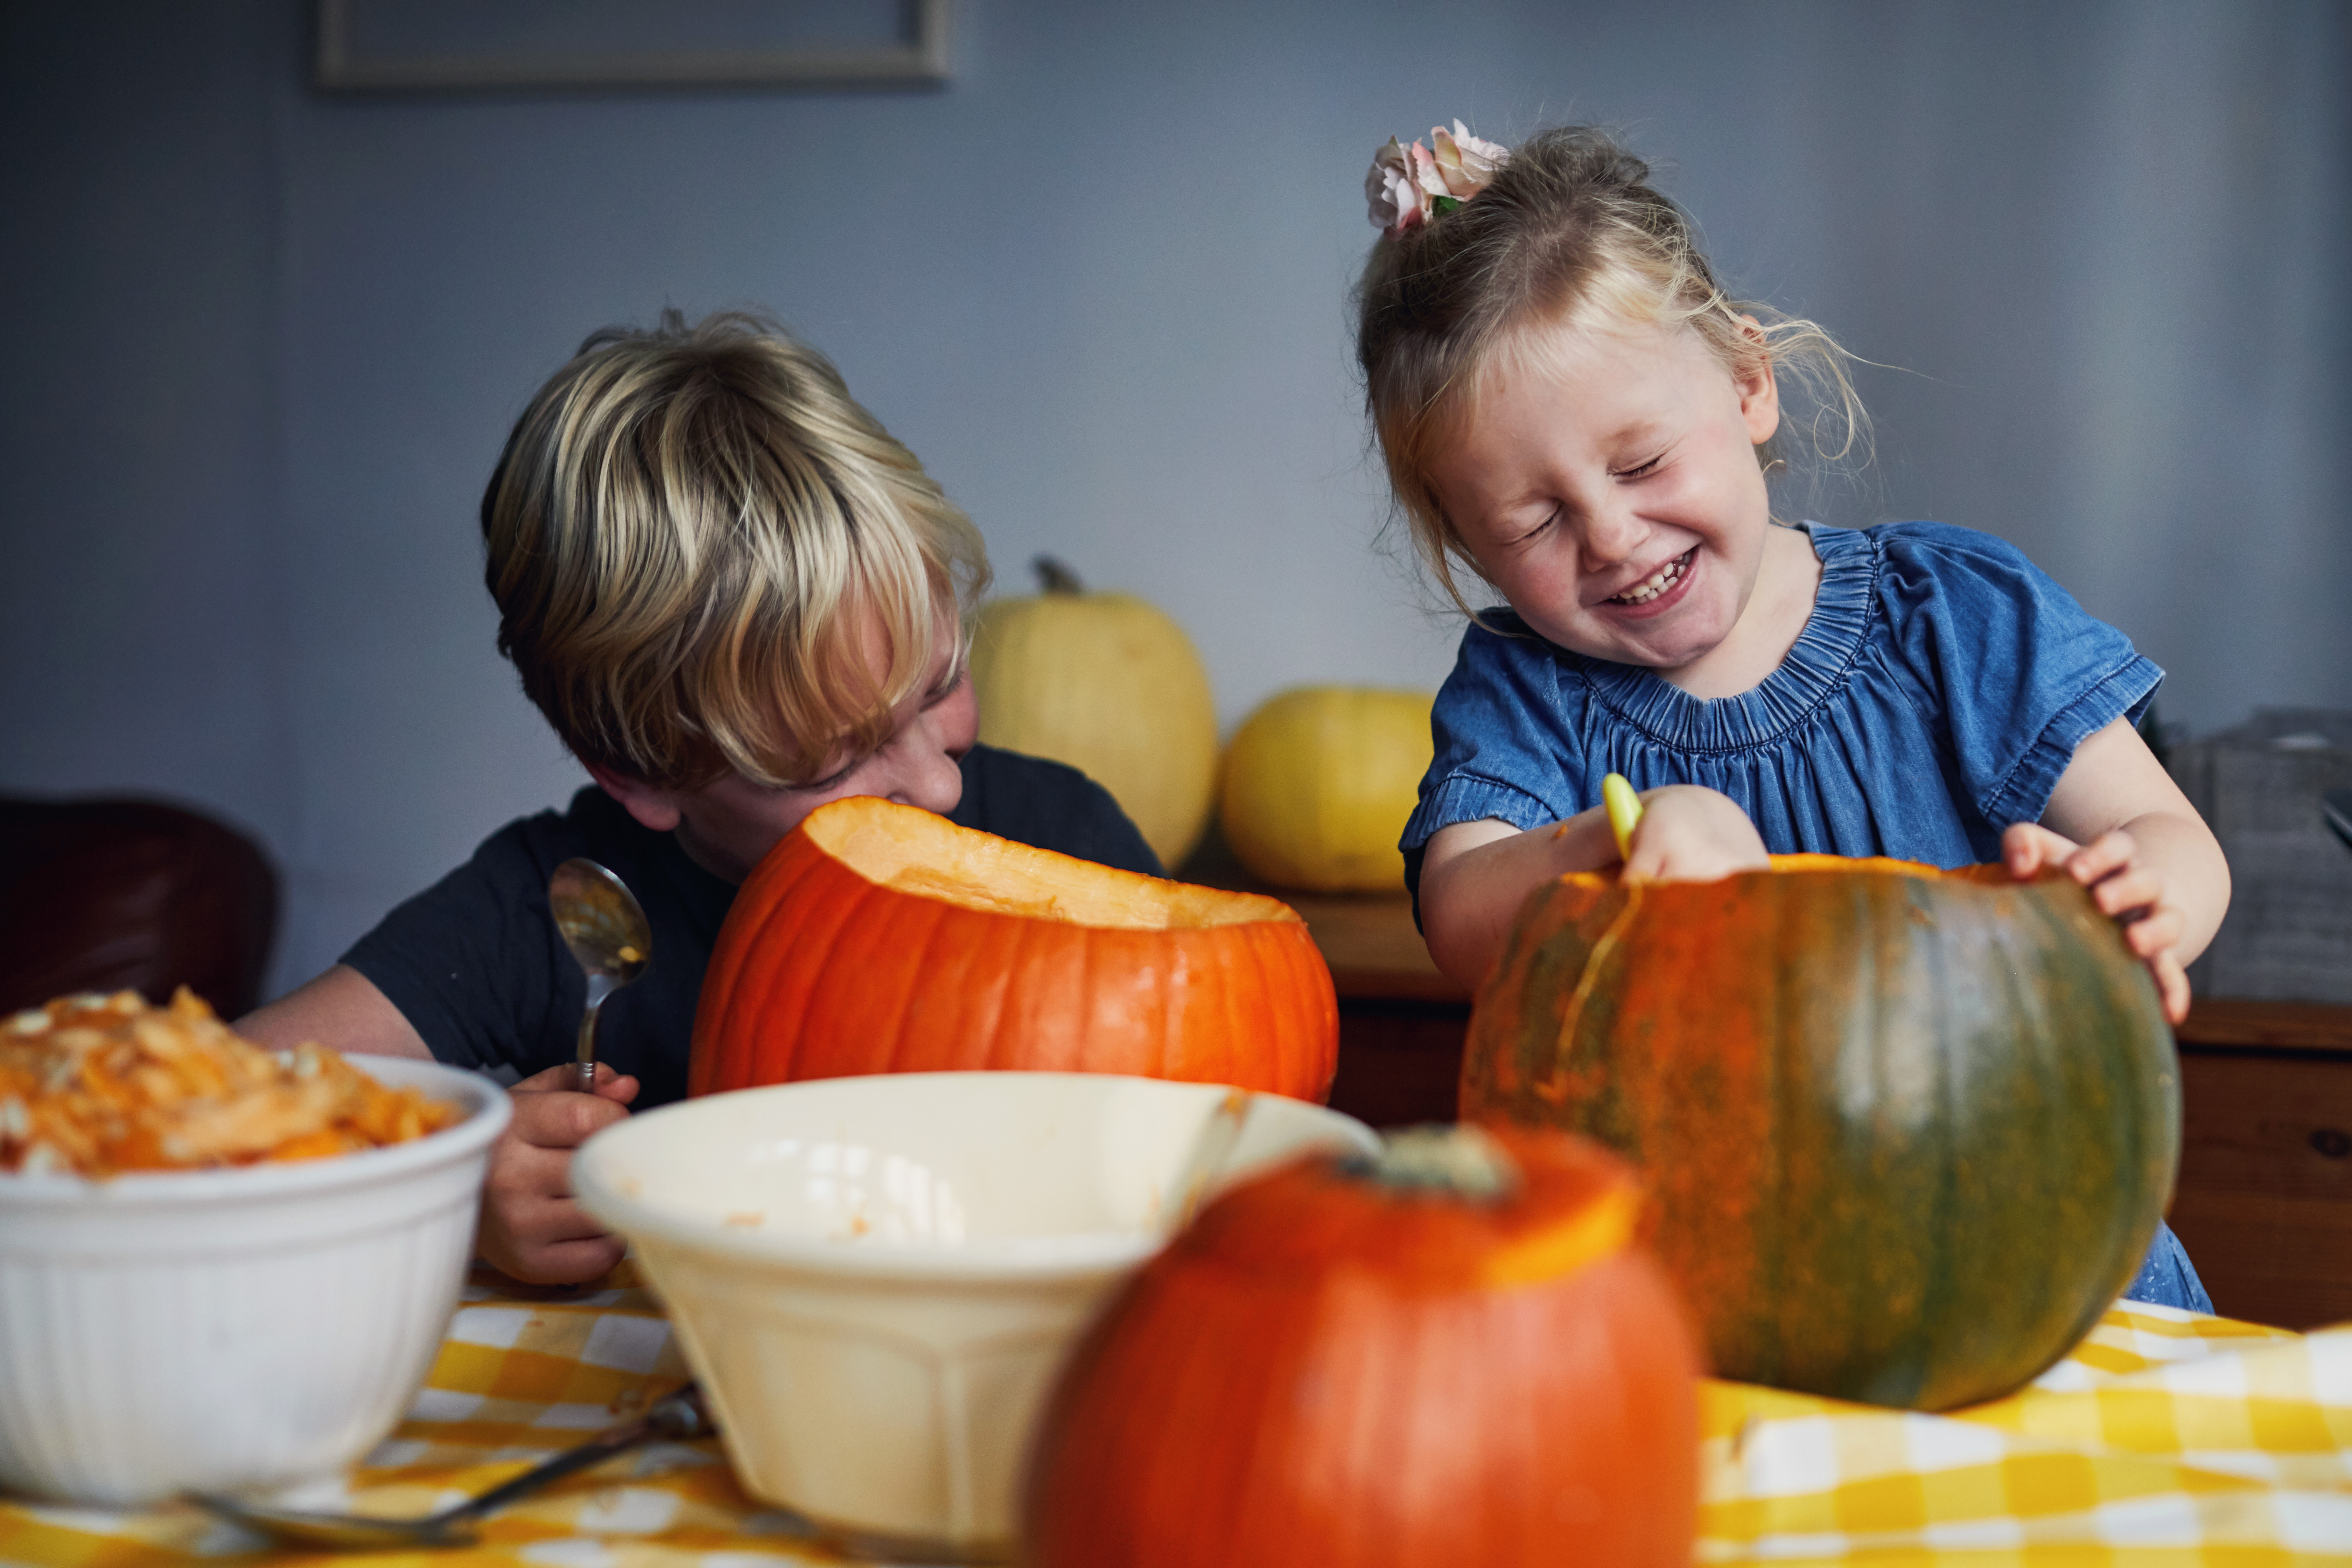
[1762,852,2013,883]
[803,798,1301,931]
[691,795,1339,1101]
[1561,853,2024,897]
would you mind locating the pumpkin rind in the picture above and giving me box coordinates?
[1461,856,2180,1411]
[1219,687,1435,893]
[1023,1128,1700,1567]
[690,798,1337,1101]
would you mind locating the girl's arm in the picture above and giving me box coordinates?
[1419,785,1770,988]
[2003,716,2231,1024]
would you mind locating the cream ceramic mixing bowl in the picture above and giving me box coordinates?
[0,1055,509,1504]
[572,1071,1377,1562]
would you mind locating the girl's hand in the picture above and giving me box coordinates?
[1420,785,1768,989]
[1622,784,1771,883]
[2003,821,2191,1024]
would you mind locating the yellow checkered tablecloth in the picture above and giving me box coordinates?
[4,1273,2348,1566]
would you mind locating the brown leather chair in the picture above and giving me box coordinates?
[0,797,279,1018]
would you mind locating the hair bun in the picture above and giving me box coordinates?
[1365,120,1512,237]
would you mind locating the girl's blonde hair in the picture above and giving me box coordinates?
[1355,124,1867,613]
[482,309,991,790]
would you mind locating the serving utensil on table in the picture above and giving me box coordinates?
[549,858,652,1094]
[2326,789,2352,854]
[188,1384,710,1550]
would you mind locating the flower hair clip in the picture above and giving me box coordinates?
[1366,120,1510,237]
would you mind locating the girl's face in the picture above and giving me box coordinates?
[1426,317,1781,675]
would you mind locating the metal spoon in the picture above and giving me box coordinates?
[2326,789,2352,854]
[189,1384,711,1550]
[549,858,652,1094]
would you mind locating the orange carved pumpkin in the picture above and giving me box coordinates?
[1024,1125,1700,1567]
[688,797,1337,1101]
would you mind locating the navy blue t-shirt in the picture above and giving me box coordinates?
[1402,522,2162,889]
[343,744,1161,1107]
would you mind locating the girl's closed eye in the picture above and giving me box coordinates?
[1612,453,1666,480]
[1501,509,1558,549]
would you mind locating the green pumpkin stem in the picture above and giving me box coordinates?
[1033,555,1086,595]
[1343,1124,1521,1202]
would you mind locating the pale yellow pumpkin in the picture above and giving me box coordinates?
[1219,687,1435,892]
[969,558,1219,869]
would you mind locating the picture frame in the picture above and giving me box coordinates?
[315,0,952,92]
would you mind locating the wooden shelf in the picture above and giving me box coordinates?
[2175,997,2352,1055]
[1174,828,1467,1005]
[1277,891,1466,1004]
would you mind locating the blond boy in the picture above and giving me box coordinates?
[242,312,1157,1282]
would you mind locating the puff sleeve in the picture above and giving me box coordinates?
[1874,523,2161,828]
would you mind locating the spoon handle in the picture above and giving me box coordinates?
[447,1385,710,1526]
[574,1000,603,1094]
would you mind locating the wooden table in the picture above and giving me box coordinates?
[1263,884,2352,1332]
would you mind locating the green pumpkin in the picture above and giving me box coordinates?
[1460,854,2179,1411]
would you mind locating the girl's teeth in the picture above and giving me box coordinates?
[1613,554,1688,604]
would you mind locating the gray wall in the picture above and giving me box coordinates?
[4,0,2346,998]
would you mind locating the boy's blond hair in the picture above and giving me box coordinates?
[482,309,990,790]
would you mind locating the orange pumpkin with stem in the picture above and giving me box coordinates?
[1024,1125,1701,1567]
[689,796,1338,1100]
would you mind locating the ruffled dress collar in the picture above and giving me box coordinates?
[1567,523,1878,756]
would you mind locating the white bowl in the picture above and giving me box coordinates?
[0,1055,509,1505]
[573,1072,1377,1560]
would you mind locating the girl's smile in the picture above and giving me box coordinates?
[1427,318,1818,698]
[1601,546,1695,612]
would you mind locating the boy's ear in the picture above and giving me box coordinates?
[1733,314,1782,447]
[585,763,685,834]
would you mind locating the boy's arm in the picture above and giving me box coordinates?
[2003,716,2231,1023]
[238,966,637,1285]
[237,964,433,1059]
[1419,786,1770,988]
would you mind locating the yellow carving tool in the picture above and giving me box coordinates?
[1602,773,1644,861]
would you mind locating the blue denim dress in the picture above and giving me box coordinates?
[1403,521,2212,1312]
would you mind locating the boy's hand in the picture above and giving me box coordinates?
[476,1063,639,1284]
[2003,821,2191,1024]
[1620,784,1771,883]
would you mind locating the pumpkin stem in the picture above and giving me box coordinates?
[1343,1124,1520,1202]
[1032,555,1086,595]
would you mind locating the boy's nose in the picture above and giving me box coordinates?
[888,728,965,817]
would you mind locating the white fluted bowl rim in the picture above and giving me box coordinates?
[0,1055,510,1210]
